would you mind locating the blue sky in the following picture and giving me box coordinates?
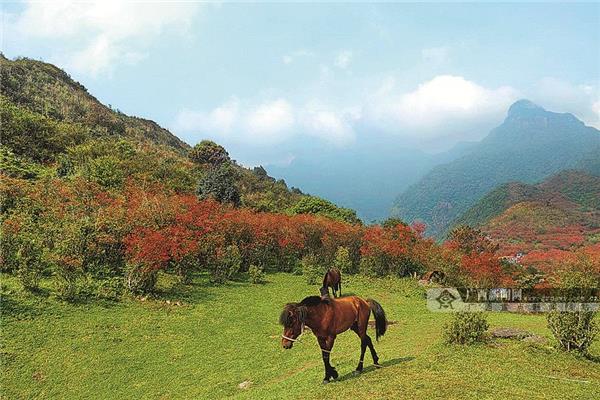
[2,1,599,166]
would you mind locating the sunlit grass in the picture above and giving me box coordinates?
[1,273,599,399]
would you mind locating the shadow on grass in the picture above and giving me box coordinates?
[584,353,600,363]
[0,294,45,320]
[335,356,416,383]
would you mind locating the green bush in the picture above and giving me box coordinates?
[210,245,242,284]
[358,255,382,277]
[16,238,47,291]
[300,254,323,285]
[125,264,158,295]
[333,246,353,274]
[54,263,83,301]
[443,312,489,345]
[88,155,124,189]
[248,264,265,284]
[547,310,597,355]
[95,277,124,301]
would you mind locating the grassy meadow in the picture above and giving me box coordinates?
[1,273,599,399]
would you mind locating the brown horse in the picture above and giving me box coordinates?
[320,268,342,298]
[280,295,387,384]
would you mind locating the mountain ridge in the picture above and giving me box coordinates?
[392,100,600,237]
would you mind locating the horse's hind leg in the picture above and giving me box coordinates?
[365,335,380,367]
[351,321,368,373]
[357,305,381,367]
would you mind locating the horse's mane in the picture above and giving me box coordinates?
[279,296,325,327]
[299,296,323,307]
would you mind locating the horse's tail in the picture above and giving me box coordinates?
[322,270,329,287]
[368,299,387,341]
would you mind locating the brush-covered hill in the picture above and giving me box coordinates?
[453,170,600,257]
[0,55,357,222]
[0,54,189,154]
[454,169,600,228]
[391,100,600,237]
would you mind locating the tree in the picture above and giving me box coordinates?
[333,246,353,274]
[290,196,361,224]
[189,140,230,166]
[382,217,407,229]
[197,164,240,206]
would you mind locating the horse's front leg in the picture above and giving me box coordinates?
[317,336,337,383]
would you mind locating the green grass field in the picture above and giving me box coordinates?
[2,273,599,399]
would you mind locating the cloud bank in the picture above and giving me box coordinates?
[8,0,201,76]
[173,75,521,148]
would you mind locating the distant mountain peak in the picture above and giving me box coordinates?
[507,99,545,117]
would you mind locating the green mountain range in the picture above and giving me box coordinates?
[392,99,600,237]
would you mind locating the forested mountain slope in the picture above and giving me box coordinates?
[392,100,600,237]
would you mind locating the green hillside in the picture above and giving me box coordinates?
[0,55,355,220]
[0,54,189,153]
[392,100,600,237]
[452,170,600,230]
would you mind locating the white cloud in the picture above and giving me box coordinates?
[175,97,240,137]
[173,75,599,151]
[365,75,519,134]
[246,99,295,136]
[532,77,599,128]
[593,101,600,120]
[299,103,356,145]
[421,46,450,64]
[334,50,353,69]
[10,0,201,76]
[173,97,356,146]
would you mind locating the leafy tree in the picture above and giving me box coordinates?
[189,140,230,166]
[333,246,353,274]
[197,164,241,206]
[382,217,408,229]
[290,196,361,224]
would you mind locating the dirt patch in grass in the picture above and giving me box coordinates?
[368,320,398,328]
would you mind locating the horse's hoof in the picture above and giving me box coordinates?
[374,363,383,369]
[330,369,339,380]
[322,379,330,385]
[353,370,362,376]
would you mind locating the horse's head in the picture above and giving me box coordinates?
[279,303,307,349]
[319,286,331,302]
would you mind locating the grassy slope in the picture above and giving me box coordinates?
[2,274,599,400]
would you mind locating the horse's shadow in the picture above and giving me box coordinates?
[335,356,415,382]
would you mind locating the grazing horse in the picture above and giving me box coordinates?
[280,295,387,384]
[320,268,342,298]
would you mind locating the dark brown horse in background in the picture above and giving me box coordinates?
[280,295,387,384]
[320,268,341,298]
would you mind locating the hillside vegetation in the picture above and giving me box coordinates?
[392,100,600,237]
[0,54,354,217]
[449,170,600,272]
[454,170,600,229]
